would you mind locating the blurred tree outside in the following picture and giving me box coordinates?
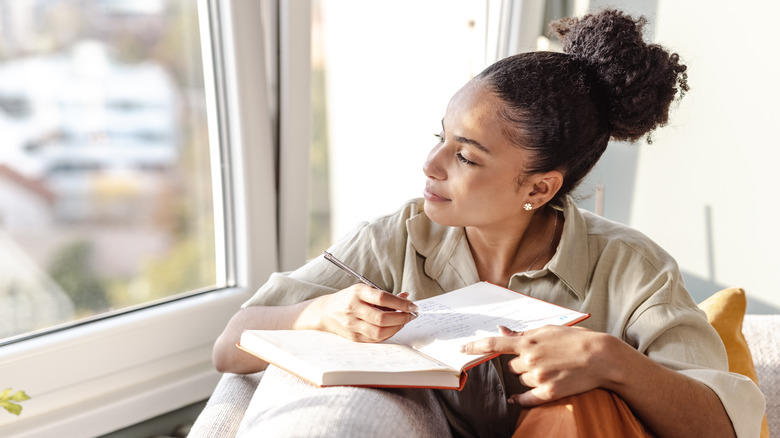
[308,67,331,259]
[0,0,218,339]
[48,240,109,316]
[308,1,331,259]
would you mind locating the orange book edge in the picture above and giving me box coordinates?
[236,342,502,391]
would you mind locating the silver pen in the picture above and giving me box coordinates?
[323,251,418,317]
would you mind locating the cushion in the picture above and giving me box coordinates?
[698,287,769,438]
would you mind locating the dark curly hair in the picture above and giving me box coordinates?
[475,9,688,203]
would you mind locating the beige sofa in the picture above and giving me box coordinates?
[188,314,778,437]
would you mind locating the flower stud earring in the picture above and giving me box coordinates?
[523,203,533,211]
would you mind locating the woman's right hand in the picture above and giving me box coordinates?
[299,285,418,343]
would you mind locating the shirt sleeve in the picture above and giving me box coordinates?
[241,200,419,308]
[624,271,766,438]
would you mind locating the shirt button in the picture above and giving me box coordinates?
[496,385,504,396]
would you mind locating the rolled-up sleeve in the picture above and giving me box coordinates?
[680,368,765,438]
[241,200,421,308]
[627,301,765,438]
[552,200,767,438]
[617,265,766,438]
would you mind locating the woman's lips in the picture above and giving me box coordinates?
[423,186,450,202]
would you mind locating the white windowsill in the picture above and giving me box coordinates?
[0,286,250,438]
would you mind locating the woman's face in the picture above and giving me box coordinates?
[422,80,536,230]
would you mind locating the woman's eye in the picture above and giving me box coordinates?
[434,132,476,166]
[456,153,477,166]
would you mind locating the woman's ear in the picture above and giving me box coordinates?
[528,170,563,204]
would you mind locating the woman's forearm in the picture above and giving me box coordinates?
[601,336,735,438]
[212,300,316,374]
[212,285,417,374]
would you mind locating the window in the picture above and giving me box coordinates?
[0,1,280,435]
[0,0,220,344]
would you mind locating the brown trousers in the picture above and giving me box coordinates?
[513,389,654,438]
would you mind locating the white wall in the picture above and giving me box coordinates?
[581,0,780,312]
[640,1,780,312]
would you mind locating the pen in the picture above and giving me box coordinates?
[323,250,418,317]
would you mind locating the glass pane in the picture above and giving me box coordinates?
[308,0,330,259]
[0,1,219,341]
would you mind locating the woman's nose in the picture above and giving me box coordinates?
[423,143,446,180]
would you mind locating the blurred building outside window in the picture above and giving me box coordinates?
[0,0,219,342]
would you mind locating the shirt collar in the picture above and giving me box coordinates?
[406,196,592,300]
[406,202,480,291]
[544,196,591,301]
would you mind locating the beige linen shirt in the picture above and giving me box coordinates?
[243,197,765,438]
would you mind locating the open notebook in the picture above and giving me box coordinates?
[239,281,589,389]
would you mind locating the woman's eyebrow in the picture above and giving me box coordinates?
[454,135,490,154]
[441,119,491,154]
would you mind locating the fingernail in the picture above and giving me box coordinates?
[409,303,419,313]
[497,325,513,336]
[507,398,515,405]
[459,345,467,353]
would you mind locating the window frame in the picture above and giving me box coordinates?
[0,0,298,435]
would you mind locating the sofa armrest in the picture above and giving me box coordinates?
[188,371,263,438]
[189,316,778,438]
[743,314,779,436]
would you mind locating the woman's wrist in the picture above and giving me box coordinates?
[593,333,636,393]
[292,297,324,331]
[595,333,671,399]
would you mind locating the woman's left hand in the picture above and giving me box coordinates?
[460,325,617,407]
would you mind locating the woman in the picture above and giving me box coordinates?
[213,9,764,437]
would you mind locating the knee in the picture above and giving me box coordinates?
[238,368,449,437]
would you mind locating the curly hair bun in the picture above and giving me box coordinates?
[550,9,688,142]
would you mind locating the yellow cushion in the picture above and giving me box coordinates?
[698,287,769,438]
